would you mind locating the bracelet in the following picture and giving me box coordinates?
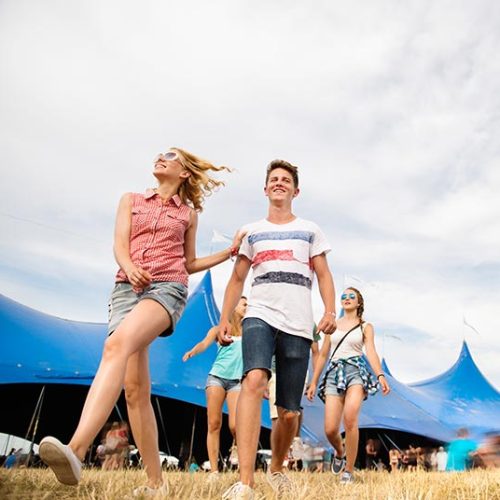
[229,246,239,261]
[324,311,337,318]
[377,374,385,380]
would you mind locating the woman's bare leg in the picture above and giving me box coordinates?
[324,395,345,458]
[342,385,364,473]
[68,299,170,459]
[206,386,226,472]
[124,347,162,487]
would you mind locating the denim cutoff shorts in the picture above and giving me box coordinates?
[324,362,364,397]
[242,317,311,414]
[108,281,188,337]
[205,374,241,393]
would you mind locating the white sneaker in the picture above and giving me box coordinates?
[132,483,169,497]
[222,481,255,500]
[339,471,354,484]
[39,436,82,485]
[266,470,293,495]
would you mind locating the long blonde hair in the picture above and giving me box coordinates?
[172,147,231,212]
[229,296,247,337]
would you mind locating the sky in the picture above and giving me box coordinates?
[1,0,499,387]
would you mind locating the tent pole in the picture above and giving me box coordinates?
[26,385,46,465]
[25,385,46,441]
[188,407,197,466]
[383,432,403,452]
[377,432,390,452]
[155,397,171,456]
[114,404,124,422]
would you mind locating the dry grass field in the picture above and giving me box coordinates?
[1,468,499,499]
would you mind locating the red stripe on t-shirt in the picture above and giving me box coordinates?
[252,250,295,267]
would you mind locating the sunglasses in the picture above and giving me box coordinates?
[341,293,356,301]
[155,151,180,162]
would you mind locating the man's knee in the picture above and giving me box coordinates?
[277,407,300,424]
[243,369,269,395]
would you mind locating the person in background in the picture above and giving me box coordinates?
[446,428,478,471]
[307,288,390,484]
[183,296,247,480]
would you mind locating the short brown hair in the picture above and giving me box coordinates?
[265,159,299,188]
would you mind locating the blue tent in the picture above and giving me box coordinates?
[0,272,272,433]
[1,272,498,448]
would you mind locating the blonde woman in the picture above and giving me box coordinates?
[183,296,247,478]
[40,148,243,496]
[307,288,390,484]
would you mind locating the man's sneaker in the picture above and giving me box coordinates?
[266,470,293,496]
[222,482,255,500]
[39,436,82,485]
[132,483,170,497]
[339,471,354,484]
[331,454,346,474]
[291,437,305,460]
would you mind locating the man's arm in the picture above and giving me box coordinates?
[312,253,336,335]
[217,255,252,345]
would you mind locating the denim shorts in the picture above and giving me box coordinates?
[108,281,188,337]
[242,317,311,414]
[324,362,364,397]
[205,374,241,393]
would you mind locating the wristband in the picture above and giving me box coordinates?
[377,374,385,380]
[324,311,336,318]
[229,246,239,261]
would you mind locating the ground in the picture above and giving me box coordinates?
[1,468,499,499]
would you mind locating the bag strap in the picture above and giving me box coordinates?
[329,322,363,362]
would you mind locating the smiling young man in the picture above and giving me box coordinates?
[218,160,336,499]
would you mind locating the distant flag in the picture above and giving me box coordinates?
[211,229,232,244]
[463,316,480,335]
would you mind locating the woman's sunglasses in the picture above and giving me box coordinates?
[341,293,356,301]
[155,151,179,162]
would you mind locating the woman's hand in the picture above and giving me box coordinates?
[306,382,317,401]
[378,375,391,395]
[182,350,194,362]
[230,230,247,256]
[125,265,152,289]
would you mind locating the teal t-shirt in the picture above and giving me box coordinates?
[209,337,243,380]
[446,438,477,471]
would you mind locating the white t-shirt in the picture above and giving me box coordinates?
[239,217,331,340]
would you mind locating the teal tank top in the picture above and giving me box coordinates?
[209,337,243,380]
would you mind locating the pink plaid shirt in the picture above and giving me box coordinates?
[115,189,191,287]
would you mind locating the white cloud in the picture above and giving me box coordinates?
[0,0,499,387]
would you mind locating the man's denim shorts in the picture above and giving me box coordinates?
[205,374,241,393]
[108,281,188,337]
[324,362,364,397]
[242,317,311,414]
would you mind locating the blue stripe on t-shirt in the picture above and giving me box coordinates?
[252,271,312,289]
[248,231,314,245]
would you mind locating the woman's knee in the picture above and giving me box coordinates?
[124,379,150,408]
[343,414,358,432]
[102,333,129,362]
[325,422,341,439]
[207,416,222,433]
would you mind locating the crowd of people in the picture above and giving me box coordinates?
[9,149,492,499]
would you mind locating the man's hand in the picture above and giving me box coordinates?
[306,382,317,401]
[216,319,233,345]
[317,314,337,335]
